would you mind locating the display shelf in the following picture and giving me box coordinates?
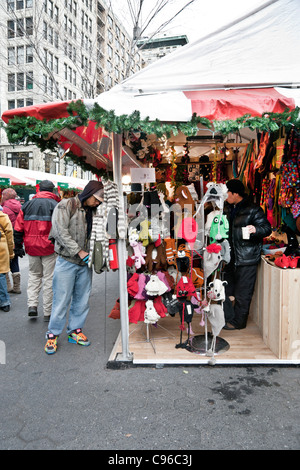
[108,314,287,366]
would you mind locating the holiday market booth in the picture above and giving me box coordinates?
[2,0,300,366]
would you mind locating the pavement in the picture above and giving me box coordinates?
[0,256,300,452]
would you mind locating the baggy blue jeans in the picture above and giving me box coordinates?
[0,273,10,308]
[47,257,92,337]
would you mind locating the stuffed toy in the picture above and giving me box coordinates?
[129,228,146,270]
[144,300,161,324]
[175,244,191,273]
[203,243,222,278]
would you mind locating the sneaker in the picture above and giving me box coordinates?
[44,333,58,355]
[0,305,10,312]
[28,306,38,317]
[68,328,91,346]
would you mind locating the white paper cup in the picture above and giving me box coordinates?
[242,227,250,239]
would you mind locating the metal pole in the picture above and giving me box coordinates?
[112,133,132,362]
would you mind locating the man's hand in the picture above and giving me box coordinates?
[78,250,89,264]
[247,225,256,234]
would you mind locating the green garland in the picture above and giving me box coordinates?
[1,100,300,176]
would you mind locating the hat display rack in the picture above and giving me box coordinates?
[177,179,230,364]
[123,175,231,363]
[125,184,178,352]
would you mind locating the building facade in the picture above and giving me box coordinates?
[137,34,188,67]
[0,0,142,177]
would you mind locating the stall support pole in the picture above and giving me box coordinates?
[112,133,132,362]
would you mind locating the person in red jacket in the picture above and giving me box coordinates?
[1,188,22,293]
[14,180,60,320]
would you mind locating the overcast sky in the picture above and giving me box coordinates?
[110,0,269,43]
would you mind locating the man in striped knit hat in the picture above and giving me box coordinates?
[44,180,104,355]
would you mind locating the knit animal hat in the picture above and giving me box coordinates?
[174,185,195,215]
[203,243,222,278]
[177,217,198,249]
[176,275,197,298]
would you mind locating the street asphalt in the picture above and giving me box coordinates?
[0,256,300,453]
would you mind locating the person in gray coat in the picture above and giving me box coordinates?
[44,181,104,355]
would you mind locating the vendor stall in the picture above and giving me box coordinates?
[1,0,300,366]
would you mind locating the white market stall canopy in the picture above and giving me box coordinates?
[0,165,89,190]
[91,0,300,123]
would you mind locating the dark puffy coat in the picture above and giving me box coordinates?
[224,197,272,266]
[14,191,60,256]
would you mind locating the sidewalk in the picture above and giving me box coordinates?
[0,256,299,451]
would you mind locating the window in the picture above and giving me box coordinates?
[17,72,24,90]
[54,56,59,74]
[26,17,33,35]
[26,71,33,90]
[8,20,15,38]
[48,52,53,71]
[17,45,24,64]
[26,98,33,106]
[49,77,53,95]
[8,48,15,65]
[54,31,59,48]
[49,26,53,44]
[54,5,59,23]
[16,0,24,9]
[26,0,33,7]
[8,74,15,91]
[43,21,47,40]
[26,45,33,63]
[8,100,15,110]
[48,0,53,17]
[7,0,14,11]
[17,99,24,108]
[16,18,24,37]
[7,152,33,170]
[43,74,47,93]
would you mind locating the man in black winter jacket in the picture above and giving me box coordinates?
[223,179,272,330]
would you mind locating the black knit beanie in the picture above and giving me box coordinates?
[39,180,55,192]
[226,179,245,196]
[78,181,104,203]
